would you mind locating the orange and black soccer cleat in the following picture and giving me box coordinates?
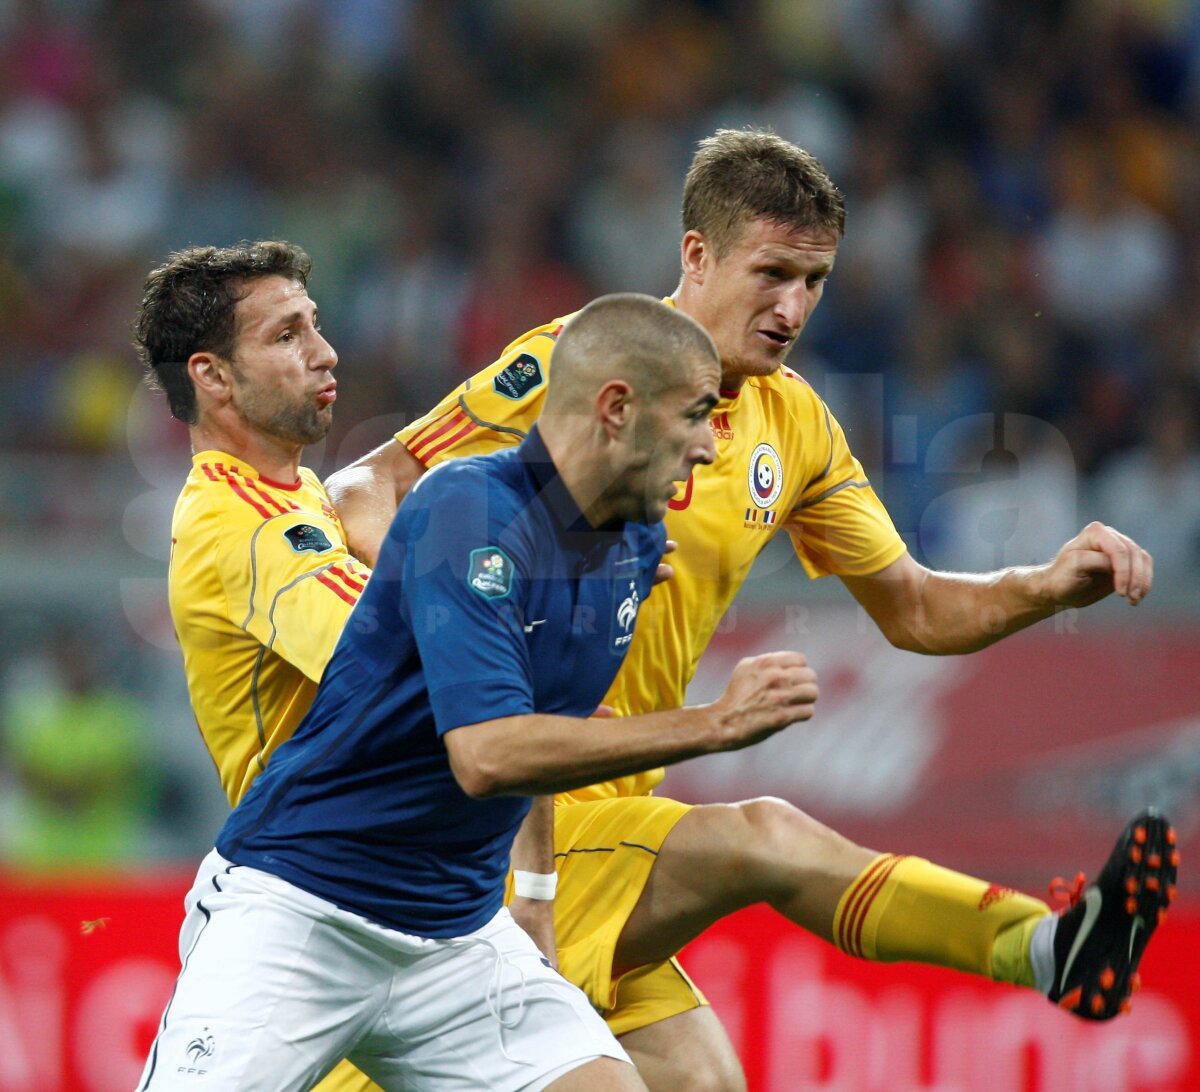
[1047,809,1178,1020]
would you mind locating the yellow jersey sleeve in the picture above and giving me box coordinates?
[397,315,573,465]
[170,455,370,804]
[785,398,907,579]
[232,512,366,682]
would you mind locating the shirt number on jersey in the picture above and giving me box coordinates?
[667,472,694,511]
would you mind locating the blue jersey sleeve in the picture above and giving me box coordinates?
[395,463,536,735]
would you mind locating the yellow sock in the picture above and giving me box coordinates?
[832,854,1049,985]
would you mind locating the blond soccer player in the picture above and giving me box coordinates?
[326,131,1176,1091]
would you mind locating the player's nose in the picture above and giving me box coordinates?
[691,427,716,466]
[315,330,338,370]
[776,283,809,332]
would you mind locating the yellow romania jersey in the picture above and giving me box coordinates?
[397,305,907,801]
[169,451,370,805]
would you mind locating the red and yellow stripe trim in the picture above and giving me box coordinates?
[836,853,908,959]
[405,409,477,465]
[202,462,302,519]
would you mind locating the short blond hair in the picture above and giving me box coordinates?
[682,128,845,256]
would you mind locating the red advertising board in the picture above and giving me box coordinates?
[668,609,1200,898]
[1,878,1196,1091]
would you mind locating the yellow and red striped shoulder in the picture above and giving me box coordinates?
[197,459,304,520]
[405,408,481,466]
[314,560,368,606]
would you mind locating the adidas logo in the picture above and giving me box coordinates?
[979,883,1017,911]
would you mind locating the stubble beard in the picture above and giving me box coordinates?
[242,392,331,447]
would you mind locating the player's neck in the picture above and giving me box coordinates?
[669,285,746,395]
[538,423,619,529]
[190,420,303,484]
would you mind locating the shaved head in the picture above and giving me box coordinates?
[543,294,719,416]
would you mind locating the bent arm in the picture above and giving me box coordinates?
[841,551,1056,654]
[446,707,722,798]
[325,439,425,565]
[444,651,819,798]
[842,521,1153,655]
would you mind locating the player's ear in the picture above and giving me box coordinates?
[680,230,708,284]
[188,352,235,407]
[595,379,633,439]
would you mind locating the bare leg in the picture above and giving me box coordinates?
[619,1008,746,1092]
[614,798,874,973]
[545,1056,647,1090]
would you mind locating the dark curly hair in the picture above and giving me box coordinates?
[132,240,312,424]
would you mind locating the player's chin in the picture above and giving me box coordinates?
[292,416,332,446]
[641,493,673,524]
[735,347,789,377]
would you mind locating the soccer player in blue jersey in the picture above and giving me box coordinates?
[136,294,825,1092]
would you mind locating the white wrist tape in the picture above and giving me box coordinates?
[513,870,557,900]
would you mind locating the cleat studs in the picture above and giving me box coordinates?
[1146,876,1160,892]
[1100,968,1115,990]
[1126,896,1139,914]
[1158,908,1168,926]
[1058,986,1083,1011]
[1091,994,1107,1016]
[1167,885,1177,903]
[1125,877,1139,895]
[1131,974,1142,993]
[1130,846,1143,864]
[1120,998,1132,1015]
[1166,828,1177,846]
[1134,826,1147,845]
[1148,853,1161,869]
[1170,850,1180,868]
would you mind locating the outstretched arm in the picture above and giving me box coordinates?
[842,521,1154,655]
[326,439,425,565]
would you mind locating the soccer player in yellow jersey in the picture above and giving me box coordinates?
[135,241,380,1092]
[329,130,1176,1090]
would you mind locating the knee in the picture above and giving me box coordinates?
[681,1060,746,1092]
[624,1038,745,1092]
[731,796,836,850]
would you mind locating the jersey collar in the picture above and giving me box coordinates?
[518,424,618,535]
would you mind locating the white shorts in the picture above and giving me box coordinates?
[136,851,630,1091]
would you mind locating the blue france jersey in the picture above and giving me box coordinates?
[216,425,665,937]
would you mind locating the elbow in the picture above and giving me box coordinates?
[881,624,934,654]
[446,732,512,799]
[454,765,504,800]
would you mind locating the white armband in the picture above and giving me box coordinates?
[513,870,557,900]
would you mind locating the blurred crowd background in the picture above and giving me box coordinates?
[2,0,1199,873]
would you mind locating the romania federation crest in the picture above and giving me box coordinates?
[747,443,783,508]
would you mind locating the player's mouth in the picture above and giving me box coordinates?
[759,329,793,351]
[316,382,337,406]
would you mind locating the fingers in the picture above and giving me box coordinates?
[733,652,819,718]
[654,561,675,585]
[590,704,616,719]
[1081,521,1154,604]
